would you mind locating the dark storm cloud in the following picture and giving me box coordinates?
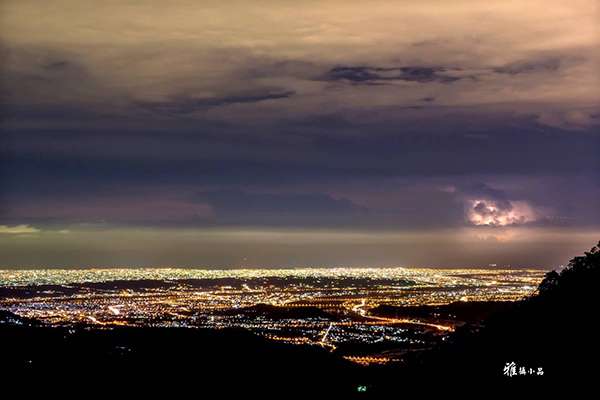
[316,66,461,84]
[2,127,599,198]
[461,183,510,203]
[1,47,93,103]
[189,188,369,215]
[492,58,564,75]
[133,91,295,116]
[4,126,597,232]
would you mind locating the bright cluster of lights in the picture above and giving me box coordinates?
[1,267,546,365]
[0,267,543,287]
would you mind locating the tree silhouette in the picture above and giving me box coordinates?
[538,270,560,294]
[536,240,599,302]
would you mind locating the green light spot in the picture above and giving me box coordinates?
[357,386,367,392]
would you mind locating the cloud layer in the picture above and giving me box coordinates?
[1,0,598,131]
[0,1,598,268]
[190,188,368,215]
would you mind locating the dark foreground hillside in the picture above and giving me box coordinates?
[364,241,600,394]
[0,316,365,396]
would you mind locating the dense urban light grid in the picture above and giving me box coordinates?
[1,267,544,364]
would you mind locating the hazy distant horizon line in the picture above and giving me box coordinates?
[0,265,551,272]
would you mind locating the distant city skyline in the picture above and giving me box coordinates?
[0,1,598,269]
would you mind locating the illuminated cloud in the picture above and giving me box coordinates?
[537,110,600,131]
[460,184,538,226]
[465,199,537,226]
[0,225,41,234]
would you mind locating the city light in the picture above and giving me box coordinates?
[0,267,544,364]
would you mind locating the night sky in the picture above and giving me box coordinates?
[1,1,598,269]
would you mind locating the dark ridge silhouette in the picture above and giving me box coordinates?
[0,280,179,299]
[221,303,335,320]
[80,279,178,290]
[369,301,512,324]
